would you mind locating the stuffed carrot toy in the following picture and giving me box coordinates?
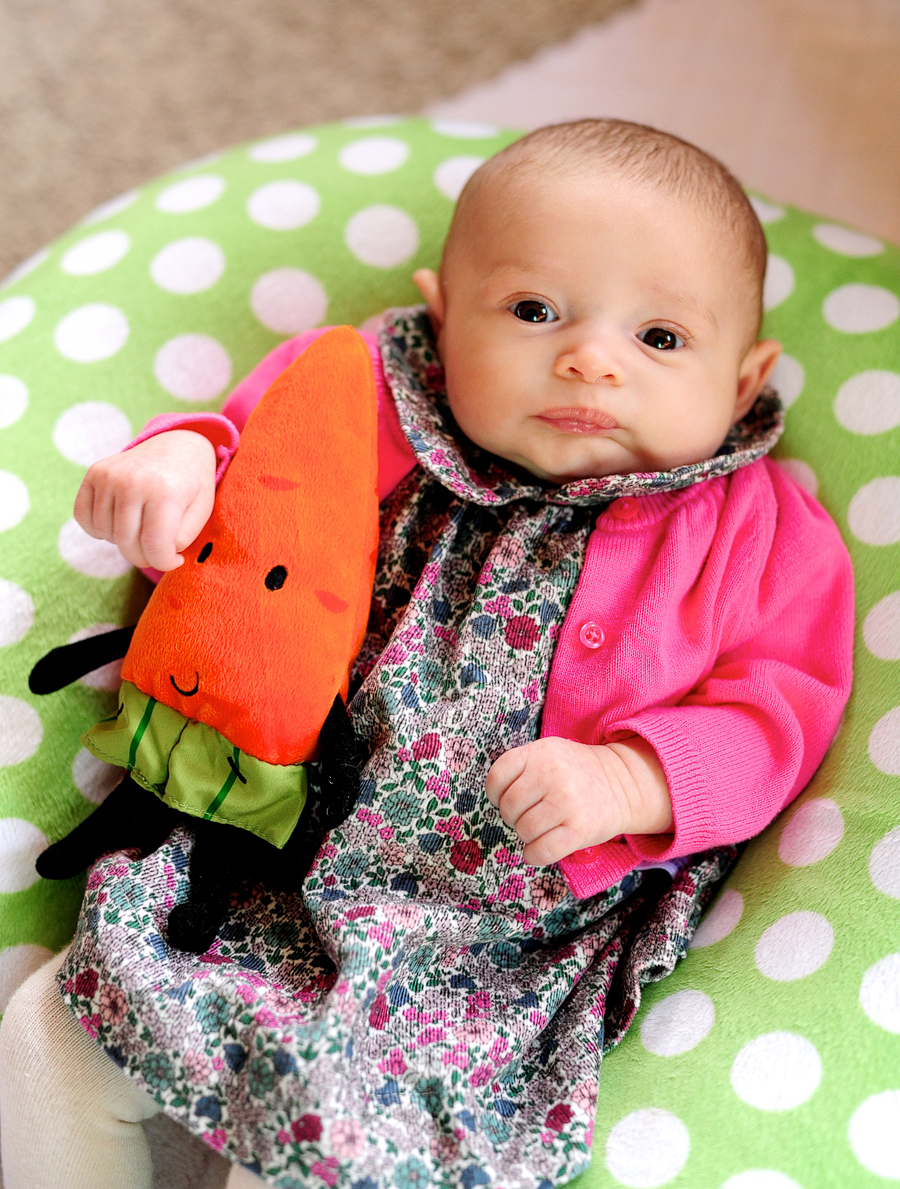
[30,326,380,953]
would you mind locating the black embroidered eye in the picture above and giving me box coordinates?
[639,327,683,350]
[265,565,287,591]
[511,299,557,324]
[197,542,213,563]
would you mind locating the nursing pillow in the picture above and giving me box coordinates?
[0,117,898,1187]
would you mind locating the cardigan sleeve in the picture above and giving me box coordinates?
[556,465,855,898]
[613,478,855,866]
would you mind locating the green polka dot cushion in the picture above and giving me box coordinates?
[1,117,899,1187]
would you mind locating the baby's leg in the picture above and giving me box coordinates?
[0,949,159,1189]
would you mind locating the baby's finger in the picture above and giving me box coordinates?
[139,497,186,572]
[73,477,98,537]
[491,772,546,828]
[175,484,215,553]
[522,824,583,868]
[484,747,529,807]
[110,491,145,559]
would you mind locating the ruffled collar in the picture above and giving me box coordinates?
[378,306,783,508]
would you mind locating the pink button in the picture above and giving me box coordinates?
[569,845,602,865]
[610,497,640,520]
[579,620,605,649]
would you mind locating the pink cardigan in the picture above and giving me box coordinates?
[131,329,854,897]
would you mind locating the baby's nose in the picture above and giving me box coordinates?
[554,341,623,384]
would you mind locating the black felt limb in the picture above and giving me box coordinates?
[29,626,135,694]
[166,818,274,954]
[36,773,181,880]
[316,694,361,829]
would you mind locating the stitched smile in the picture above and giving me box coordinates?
[170,672,199,697]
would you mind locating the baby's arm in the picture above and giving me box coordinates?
[486,736,672,866]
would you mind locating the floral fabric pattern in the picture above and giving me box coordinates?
[60,308,773,1188]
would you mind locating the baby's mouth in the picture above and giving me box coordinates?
[536,407,619,434]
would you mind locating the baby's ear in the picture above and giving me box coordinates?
[412,268,445,332]
[734,338,782,421]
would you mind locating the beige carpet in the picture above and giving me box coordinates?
[0,0,635,278]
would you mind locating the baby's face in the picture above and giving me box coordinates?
[415,170,779,484]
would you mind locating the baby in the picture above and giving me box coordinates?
[0,120,853,1189]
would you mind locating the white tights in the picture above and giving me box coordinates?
[0,951,260,1189]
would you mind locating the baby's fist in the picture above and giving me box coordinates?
[485,737,632,866]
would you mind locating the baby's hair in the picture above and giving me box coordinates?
[445,118,768,344]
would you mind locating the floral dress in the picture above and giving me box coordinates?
[60,308,783,1189]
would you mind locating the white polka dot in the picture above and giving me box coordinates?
[849,1091,900,1178]
[60,230,130,276]
[82,190,139,225]
[860,953,900,1033]
[342,114,402,129]
[823,284,900,333]
[754,911,834,981]
[58,518,131,578]
[250,268,328,335]
[156,175,225,214]
[869,706,900,776]
[431,119,500,139]
[54,304,129,363]
[345,205,419,269]
[640,989,714,1056]
[339,136,410,175]
[778,797,844,866]
[690,888,743,948]
[775,458,817,497]
[0,471,29,532]
[748,196,785,224]
[730,1032,822,1110]
[848,477,900,545]
[0,944,54,1013]
[69,623,124,690]
[73,747,123,804]
[150,237,225,294]
[53,401,132,467]
[770,354,805,408]
[813,223,884,257]
[247,181,320,231]
[434,156,485,201]
[605,1108,690,1187]
[0,818,46,888]
[763,256,794,311]
[721,1173,802,1189]
[834,370,900,435]
[871,827,900,898]
[864,591,900,661]
[0,375,28,429]
[248,133,318,163]
[0,579,34,646]
[153,334,232,402]
[1,247,50,289]
[0,296,36,343]
[0,702,43,770]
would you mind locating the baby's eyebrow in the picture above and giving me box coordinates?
[648,286,719,330]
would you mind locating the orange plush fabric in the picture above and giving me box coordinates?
[121,326,379,766]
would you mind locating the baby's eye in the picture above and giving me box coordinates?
[510,299,558,324]
[639,327,684,350]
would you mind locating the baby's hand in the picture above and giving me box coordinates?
[485,736,673,866]
[74,430,217,572]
